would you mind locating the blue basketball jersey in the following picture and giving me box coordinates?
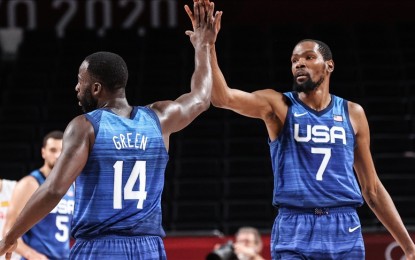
[269,92,363,208]
[71,106,169,240]
[22,170,74,260]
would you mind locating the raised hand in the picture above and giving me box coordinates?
[184,0,222,48]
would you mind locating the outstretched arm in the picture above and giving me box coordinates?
[210,45,286,121]
[149,1,221,149]
[185,0,287,140]
[350,102,415,259]
[0,115,93,258]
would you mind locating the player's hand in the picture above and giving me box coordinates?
[185,0,221,34]
[405,252,415,260]
[184,0,222,48]
[0,238,17,260]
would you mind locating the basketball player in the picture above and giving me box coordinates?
[0,1,221,259]
[3,131,74,260]
[186,2,415,258]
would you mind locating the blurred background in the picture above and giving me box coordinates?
[0,0,414,259]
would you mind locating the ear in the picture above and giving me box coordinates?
[326,60,334,73]
[41,147,46,160]
[92,82,102,96]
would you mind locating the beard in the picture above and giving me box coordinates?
[293,75,324,93]
[80,88,98,113]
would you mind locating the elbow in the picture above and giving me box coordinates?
[199,96,211,112]
[44,181,69,201]
[362,185,380,209]
[191,94,211,114]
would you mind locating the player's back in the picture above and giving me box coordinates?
[72,106,169,239]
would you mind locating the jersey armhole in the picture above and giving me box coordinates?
[269,92,293,145]
[30,170,46,185]
[343,100,356,147]
[142,106,163,135]
[85,113,100,137]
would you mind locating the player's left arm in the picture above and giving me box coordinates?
[350,101,415,258]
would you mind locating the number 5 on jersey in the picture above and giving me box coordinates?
[113,160,147,209]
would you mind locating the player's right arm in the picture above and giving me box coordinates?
[210,45,288,141]
[185,1,288,139]
[185,0,287,124]
[0,115,92,258]
[210,46,285,119]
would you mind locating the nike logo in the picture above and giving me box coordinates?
[348,225,361,233]
[294,112,308,117]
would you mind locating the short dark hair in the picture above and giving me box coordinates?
[43,130,64,147]
[84,51,129,91]
[298,39,333,61]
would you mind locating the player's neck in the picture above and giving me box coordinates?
[298,89,331,111]
[39,165,52,178]
[100,98,132,118]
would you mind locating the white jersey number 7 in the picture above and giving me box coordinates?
[311,148,331,181]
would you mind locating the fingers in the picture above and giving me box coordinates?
[185,30,194,37]
[198,0,206,28]
[189,0,220,31]
[185,0,205,30]
[5,252,12,260]
[184,5,197,29]
[214,10,223,32]
[207,2,214,27]
[193,1,200,28]
[184,5,193,20]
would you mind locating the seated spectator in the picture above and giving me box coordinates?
[234,227,265,260]
[207,226,265,260]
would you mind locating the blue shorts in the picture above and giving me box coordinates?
[70,235,166,260]
[271,207,365,260]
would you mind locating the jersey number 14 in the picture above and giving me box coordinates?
[113,160,148,209]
